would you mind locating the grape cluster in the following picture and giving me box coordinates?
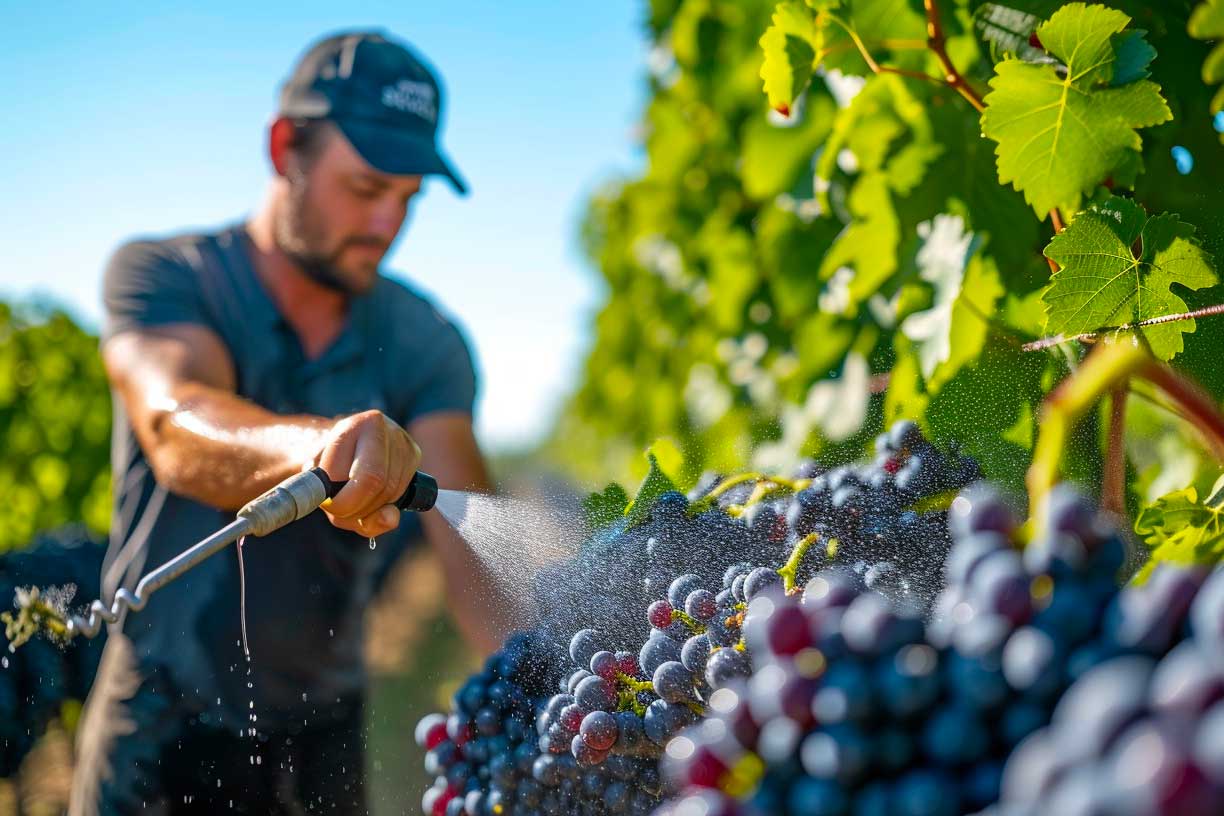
[523,566,782,815]
[985,565,1224,816]
[419,631,567,816]
[654,566,945,816]
[652,484,1161,816]
[0,525,106,777]
[418,421,982,815]
[540,421,978,652]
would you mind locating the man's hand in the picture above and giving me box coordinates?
[311,410,422,538]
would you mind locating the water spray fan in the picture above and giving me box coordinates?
[1,468,438,649]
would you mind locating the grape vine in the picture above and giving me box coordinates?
[551,0,1224,567]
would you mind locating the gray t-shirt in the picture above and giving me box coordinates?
[100,223,476,731]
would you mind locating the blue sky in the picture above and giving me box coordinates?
[0,2,647,451]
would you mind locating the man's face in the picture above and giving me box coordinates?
[275,123,423,295]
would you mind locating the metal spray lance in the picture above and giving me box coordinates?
[59,468,438,641]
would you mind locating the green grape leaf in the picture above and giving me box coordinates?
[899,215,1003,388]
[1042,196,1219,360]
[1110,29,1156,85]
[581,483,630,530]
[760,2,818,112]
[1134,477,1224,575]
[981,3,1171,216]
[1189,0,1224,116]
[624,451,680,528]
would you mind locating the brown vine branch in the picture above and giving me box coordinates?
[1021,303,1224,352]
[1046,208,1065,272]
[828,3,987,107]
[1139,360,1224,463]
[923,0,986,112]
[1102,383,1128,516]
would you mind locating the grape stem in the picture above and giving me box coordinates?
[777,533,822,593]
[706,472,809,500]
[670,608,706,635]
[1022,303,1224,351]
[922,0,986,113]
[1027,341,1224,531]
[682,700,706,717]
[1102,382,1128,516]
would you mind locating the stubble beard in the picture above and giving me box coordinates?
[274,171,367,296]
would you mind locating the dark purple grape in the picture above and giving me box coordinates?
[640,631,682,677]
[705,647,751,688]
[1150,640,1224,718]
[943,532,1010,588]
[668,575,703,608]
[921,703,989,766]
[1107,565,1206,655]
[743,567,783,601]
[681,635,712,675]
[949,485,1018,539]
[574,676,617,712]
[1052,655,1155,764]
[1191,568,1224,659]
[570,629,601,667]
[579,710,618,752]
[685,589,718,621]
[1003,626,1065,698]
[968,549,1032,624]
[653,661,695,704]
[590,650,619,680]
[1194,701,1224,785]
[571,733,608,766]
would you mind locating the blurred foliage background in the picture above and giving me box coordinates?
[0,304,110,552]
[545,0,1224,502]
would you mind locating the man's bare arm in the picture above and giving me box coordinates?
[103,323,418,536]
[408,412,511,656]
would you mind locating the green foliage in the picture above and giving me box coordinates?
[1135,474,1224,576]
[624,450,681,528]
[760,1,819,111]
[553,0,1224,585]
[1189,0,1224,118]
[980,3,1171,216]
[581,483,631,530]
[1043,196,1218,359]
[0,304,111,551]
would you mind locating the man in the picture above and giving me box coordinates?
[69,30,505,815]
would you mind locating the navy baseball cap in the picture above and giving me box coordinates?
[278,30,468,194]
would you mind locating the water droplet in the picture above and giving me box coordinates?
[302,692,308,702]
[369,537,377,550]
[2,657,8,669]
[1171,145,1194,175]
[236,535,251,659]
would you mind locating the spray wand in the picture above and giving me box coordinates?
[3,468,438,647]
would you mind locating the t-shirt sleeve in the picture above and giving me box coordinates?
[405,319,479,421]
[101,239,211,341]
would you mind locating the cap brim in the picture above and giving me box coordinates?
[334,119,468,195]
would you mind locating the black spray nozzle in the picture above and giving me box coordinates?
[310,467,438,513]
